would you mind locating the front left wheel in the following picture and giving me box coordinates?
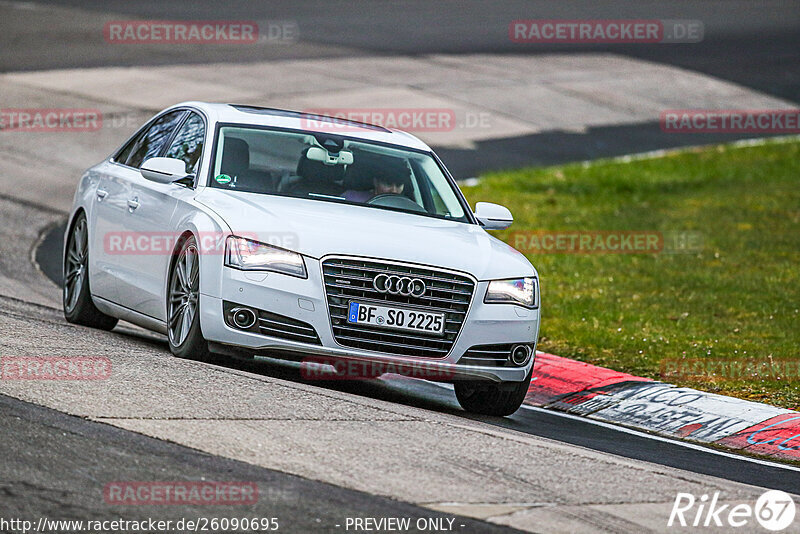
[454,368,533,417]
[63,213,118,331]
[167,236,214,362]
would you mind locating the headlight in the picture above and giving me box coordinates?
[484,277,538,308]
[225,236,307,278]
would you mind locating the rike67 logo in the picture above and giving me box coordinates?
[669,490,796,531]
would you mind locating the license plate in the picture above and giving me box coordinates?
[347,301,444,336]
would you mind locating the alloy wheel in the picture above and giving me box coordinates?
[167,241,199,346]
[63,218,88,313]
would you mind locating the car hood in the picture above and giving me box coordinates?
[195,189,535,280]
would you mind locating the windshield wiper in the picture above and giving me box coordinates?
[308,193,345,200]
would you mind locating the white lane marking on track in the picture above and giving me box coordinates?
[522,404,800,474]
[427,380,800,474]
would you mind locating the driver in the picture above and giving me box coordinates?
[343,172,405,203]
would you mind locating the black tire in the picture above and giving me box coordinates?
[62,213,118,331]
[167,236,215,363]
[454,368,533,416]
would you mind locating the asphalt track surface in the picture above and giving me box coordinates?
[30,225,800,495]
[0,393,521,533]
[7,0,800,104]
[2,0,799,177]
[13,195,800,531]
[278,372,800,494]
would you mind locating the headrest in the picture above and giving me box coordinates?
[296,148,346,184]
[221,137,250,175]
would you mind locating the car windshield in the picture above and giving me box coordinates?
[209,126,470,222]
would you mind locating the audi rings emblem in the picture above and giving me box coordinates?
[373,274,426,298]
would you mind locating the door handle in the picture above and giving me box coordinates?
[96,189,108,200]
[127,197,140,212]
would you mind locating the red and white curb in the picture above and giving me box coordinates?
[526,352,800,462]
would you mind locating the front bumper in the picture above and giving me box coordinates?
[199,257,539,383]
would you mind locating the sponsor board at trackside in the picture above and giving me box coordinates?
[527,352,800,461]
[717,414,800,461]
[552,381,792,442]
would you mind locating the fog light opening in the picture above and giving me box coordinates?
[510,344,532,366]
[231,307,257,329]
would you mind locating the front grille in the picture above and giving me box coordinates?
[322,257,475,358]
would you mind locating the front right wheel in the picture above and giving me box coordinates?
[454,368,533,416]
[167,236,214,363]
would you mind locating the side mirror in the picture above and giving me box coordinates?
[475,202,513,230]
[140,157,190,184]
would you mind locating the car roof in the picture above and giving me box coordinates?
[167,101,432,152]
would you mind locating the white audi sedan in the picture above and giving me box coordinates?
[63,102,540,415]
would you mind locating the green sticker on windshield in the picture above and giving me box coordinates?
[215,174,232,185]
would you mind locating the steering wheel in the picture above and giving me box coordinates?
[368,194,426,213]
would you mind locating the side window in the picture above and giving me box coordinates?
[114,130,143,164]
[126,111,186,169]
[164,113,205,174]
